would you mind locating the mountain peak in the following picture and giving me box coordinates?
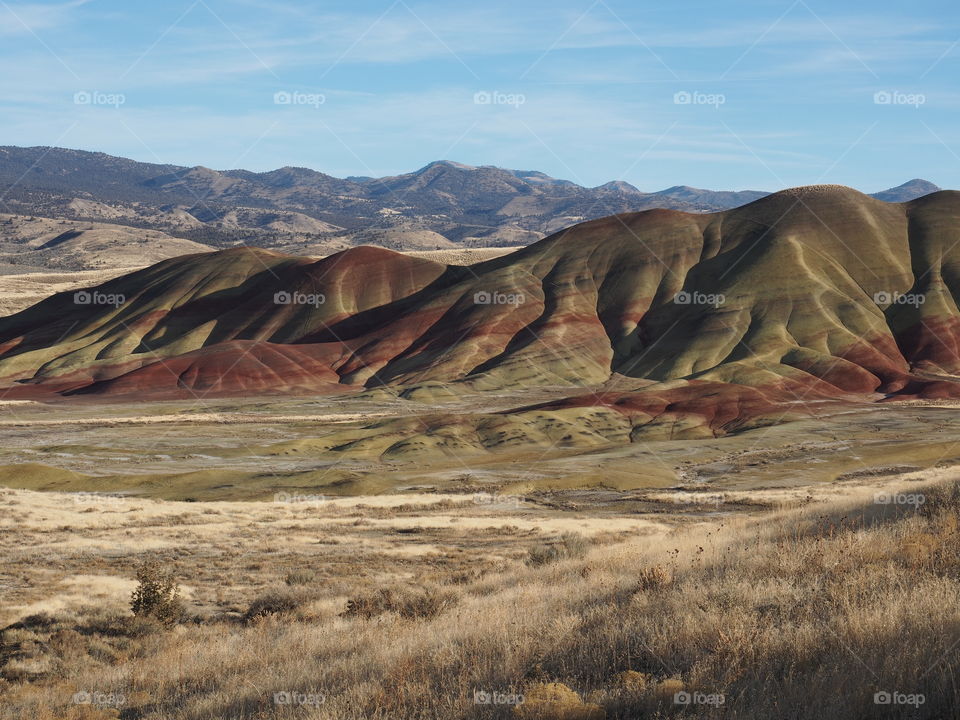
[597,180,640,193]
[870,179,941,203]
[651,185,770,207]
[416,160,476,173]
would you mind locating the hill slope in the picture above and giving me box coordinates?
[0,213,209,272]
[1,185,959,438]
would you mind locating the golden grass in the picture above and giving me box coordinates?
[1,477,958,718]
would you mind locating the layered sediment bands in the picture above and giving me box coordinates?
[515,379,839,441]
[2,186,960,435]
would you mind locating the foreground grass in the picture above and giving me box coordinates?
[2,480,958,719]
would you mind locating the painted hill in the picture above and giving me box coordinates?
[1,185,959,439]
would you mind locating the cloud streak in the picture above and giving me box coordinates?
[0,0,89,37]
[0,0,957,191]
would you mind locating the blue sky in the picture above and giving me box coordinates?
[1,0,958,191]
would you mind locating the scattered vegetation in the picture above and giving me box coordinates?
[3,479,959,718]
[343,586,455,620]
[514,682,605,720]
[243,589,303,622]
[633,564,672,592]
[283,569,316,586]
[527,531,590,566]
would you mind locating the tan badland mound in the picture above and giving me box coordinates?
[0,213,210,270]
[1,186,959,437]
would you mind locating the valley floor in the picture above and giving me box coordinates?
[2,392,960,718]
[2,392,960,499]
[1,469,957,718]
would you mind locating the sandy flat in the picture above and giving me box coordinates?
[0,267,139,315]
[0,411,392,427]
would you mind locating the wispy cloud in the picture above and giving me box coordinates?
[0,0,957,191]
[0,0,89,37]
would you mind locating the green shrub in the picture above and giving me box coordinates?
[130,561,183,625]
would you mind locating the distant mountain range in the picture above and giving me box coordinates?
[0,146,944,259]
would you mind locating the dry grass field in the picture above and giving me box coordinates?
[0,269,135,317]
[2,467,957,719]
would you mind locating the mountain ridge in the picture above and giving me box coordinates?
[0,146,941,260]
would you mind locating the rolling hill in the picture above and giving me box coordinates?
[1,185,959,445]
[0,213,209,273]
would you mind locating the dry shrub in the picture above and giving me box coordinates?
[243,589,303,622]
[447,567,487,585]
[613,670,650,693]
[634,565,672,592]
[513,682,605,720]
[902,512,960,576]
[343,586,456,620]
[83,613,163,639]
[559,531,589,557]
[284,569,317,586]
[527,544,563,567]
[918,479,960,517]
[528,532,590,566]
[651,677,685,702]
[130,560,183,625]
